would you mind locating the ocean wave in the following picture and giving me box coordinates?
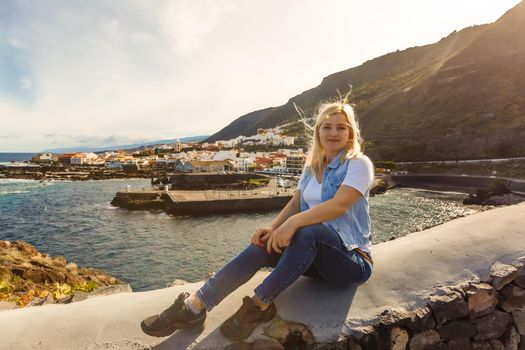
[0,179,39,184]
[0,190,31,195]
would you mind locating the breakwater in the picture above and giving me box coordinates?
[111,190,292,215]
[389,174,525,195]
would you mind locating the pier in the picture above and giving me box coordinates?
[111,178,295,215]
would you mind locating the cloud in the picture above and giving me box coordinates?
[158,0,235,58]
[0,0,520,152]
[0,133,21,139]
[19,78,32,90]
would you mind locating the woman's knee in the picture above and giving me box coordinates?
[239,243,279,267]
[292,224,323,245]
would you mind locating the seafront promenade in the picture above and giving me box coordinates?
[1,202,524,349]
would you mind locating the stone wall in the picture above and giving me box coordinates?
[225,259,525,350]
[315,260,525,350]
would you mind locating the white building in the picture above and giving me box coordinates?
[105,160,123,169]
[70,152,100,165]
[213,150,237,161]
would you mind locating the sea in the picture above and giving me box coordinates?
[0,176,482,291]
[0,153,36,163]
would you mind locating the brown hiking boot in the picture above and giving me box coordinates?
[141,292,206,337]
[220,296,277,341]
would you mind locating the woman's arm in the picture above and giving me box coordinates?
[269,190,301,229]
[250,190,301,246]
[266,185,362,253]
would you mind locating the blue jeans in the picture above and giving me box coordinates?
[196,223,372,311]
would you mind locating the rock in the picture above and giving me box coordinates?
[515,266,525,289]
[0,301,17,310]
[520,336,525,350]
[471,341,493,350]
[424,343,447,350]
[263,317,315,346]
[253,338,284,350]
[447,338,470,350]
[13,241,38,256]
[467,283,497,319]
[29,295,48,306]
[490,339,505,350]
[57,294,73,304]
[0,266,11,280]
[350,326,375,342]
[0,240,11,249]
[52,256,67,268]
[513,309,525,335]
[65,263,78,272]
[378,307,412,328]
[29,255,53,268]
[406,306,436,332]
[347,337,362,350]
[472,310,511,340]
[389,327,408,350]
[503,325,521,350]
[408,330,440,350]
[282,330,308,350]
[41,293,55,305]
[358,327,388,350]
[71,291,89,303]
[429,292,469,325]
[314,336,347,350]
[167,279,188,287]
[490,262,518,290]
[437,320,476,339]
[222,342,252,350]
[89,284,132,297]
[500,286,525,313]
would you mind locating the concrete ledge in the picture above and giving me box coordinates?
[1,203,524,349]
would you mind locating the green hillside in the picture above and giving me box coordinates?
[206,2,525,161]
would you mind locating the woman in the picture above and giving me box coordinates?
[141,98,374,341]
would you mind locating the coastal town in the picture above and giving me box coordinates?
[0,127,308,181]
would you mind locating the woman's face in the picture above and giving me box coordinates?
[318,112,351,155]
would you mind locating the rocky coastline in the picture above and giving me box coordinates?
[0,164,156,181]
[0,240,130,309]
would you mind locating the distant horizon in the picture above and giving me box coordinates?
[0,134,209,153]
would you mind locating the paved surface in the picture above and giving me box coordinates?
[1,202,524,349]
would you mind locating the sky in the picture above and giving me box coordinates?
[0,0,522,152]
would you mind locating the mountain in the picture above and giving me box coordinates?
[206,2,525,161]
[42,135,208,153]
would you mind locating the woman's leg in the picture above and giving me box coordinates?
[254,223,372,304]
[196,243,281,311]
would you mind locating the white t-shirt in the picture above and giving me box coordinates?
[302,156,374,208]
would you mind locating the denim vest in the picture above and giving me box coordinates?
[297,151,372,251]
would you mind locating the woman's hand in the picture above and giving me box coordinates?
[267,218,298,254]
[250,227,274,247]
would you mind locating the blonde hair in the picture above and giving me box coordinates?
[296,92,363,177]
